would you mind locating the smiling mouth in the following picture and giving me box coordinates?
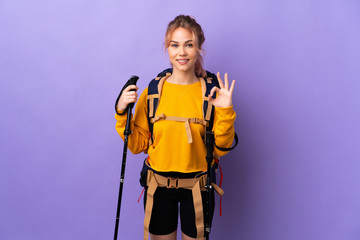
[177,59,189,64]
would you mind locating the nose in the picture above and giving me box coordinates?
[179,46,187,56]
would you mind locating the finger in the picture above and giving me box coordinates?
[208,93,215,104]
[124,85,138,92]
[217,72,224,89]
[126,94,137,100]
[133,85,139,91]
[131,97,137,103]
[124,91,136,98]
[209,86,219,98]
[123,92,134,98]
[128,90,138,96]
[229,80,235,94]
[224,73,229,90]
[125,90,138,98]
[126,95,137,103]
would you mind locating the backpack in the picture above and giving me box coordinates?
[146,68,238,152]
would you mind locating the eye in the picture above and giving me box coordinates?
[186,43,193,47]
[171,44,179,48]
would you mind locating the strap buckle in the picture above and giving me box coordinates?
[166,177,179,189]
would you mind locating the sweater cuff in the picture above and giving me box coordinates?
[115,112,127,122]
[214,105,235,118]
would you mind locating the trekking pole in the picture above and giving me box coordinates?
[205,130,214,240]
[114,75,139,240]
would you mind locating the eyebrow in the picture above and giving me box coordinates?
[170,40,193,43]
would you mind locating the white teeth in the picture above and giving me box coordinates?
[178,60,188,63]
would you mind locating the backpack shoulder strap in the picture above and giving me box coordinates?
[147,68,172,144]
[203,71,220,132]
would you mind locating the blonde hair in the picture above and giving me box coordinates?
[164,15,206,78]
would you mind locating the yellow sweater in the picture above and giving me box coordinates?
[115,80,236,173]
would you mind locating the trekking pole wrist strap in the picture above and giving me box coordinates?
[214,132,239,151]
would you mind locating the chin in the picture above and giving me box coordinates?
[173,64,194,73]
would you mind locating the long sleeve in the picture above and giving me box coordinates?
[213,105,236,157]
[115,88,150,154]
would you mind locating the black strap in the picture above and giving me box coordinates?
[215,132,238,151]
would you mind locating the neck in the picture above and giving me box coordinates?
[167,68,198,85]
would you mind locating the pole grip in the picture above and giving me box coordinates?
[115,75,139,115]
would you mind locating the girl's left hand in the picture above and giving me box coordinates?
[208,72,235,108]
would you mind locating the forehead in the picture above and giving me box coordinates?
[170,27,194,42]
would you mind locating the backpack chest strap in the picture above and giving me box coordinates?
[150,113,208,144]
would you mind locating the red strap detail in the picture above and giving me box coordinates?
[137,188,145,203]
[137,157,150,203]
[214,158,223,216]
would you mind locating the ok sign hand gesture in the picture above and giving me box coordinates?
[208,72,235,108]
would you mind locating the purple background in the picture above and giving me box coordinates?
[1,0,360,239]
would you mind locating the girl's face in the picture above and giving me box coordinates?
[167,27,198,74]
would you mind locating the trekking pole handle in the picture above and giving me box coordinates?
[115,75,139,115]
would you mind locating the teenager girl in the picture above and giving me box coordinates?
[115,15,236,240]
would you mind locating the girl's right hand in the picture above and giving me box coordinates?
[116,85,139,111]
